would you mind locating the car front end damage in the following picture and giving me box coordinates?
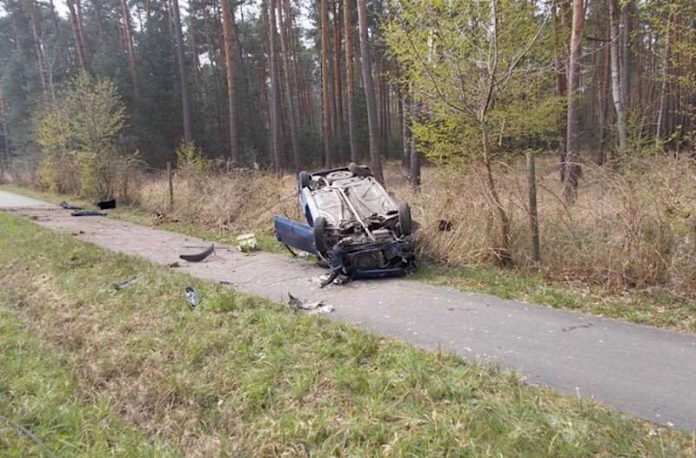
[325,236,415,282]
[274,215,415,285]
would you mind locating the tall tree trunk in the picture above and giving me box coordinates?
[400,84,409,169]
[171,0,192,143]
[189,14,200,74]
[25,0,49,98]
[120,0,140,100]
[620,2,630,111]
[409,85,420,191]
[598,29,611,164]
[343,0,358,162]
[551,2,568,179]
[655,7,673,153]
[278,0,299,171]
[320,0,333,167]
[221,0,239,163]
[609,0,627,151]
[267,0,282,171]
[92,0,104,38]
[0,80,8,170]
[284,0,306,128]
[332,0,344,162]
[66,0,91,73]
[357,0,383,183]
[564,0,584,203]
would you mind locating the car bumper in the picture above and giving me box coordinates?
[328,238,415,278]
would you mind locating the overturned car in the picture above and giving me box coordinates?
[274,164,416,285]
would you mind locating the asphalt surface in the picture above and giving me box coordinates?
[0,190,54,208]
[2,191,695,431]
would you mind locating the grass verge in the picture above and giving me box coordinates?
[0,304,177,456]
[2,183,695,335]
[0,211,694,456]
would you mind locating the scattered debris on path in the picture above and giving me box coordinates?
[60,201,83,210]
[180,244,215,263]
[237,233,257,252]
[71,210,107,217]
[185,286,200,310]
[113,276,138,291]
[96,199,116,210]
[287,292,335,314]
[319,271,349,288]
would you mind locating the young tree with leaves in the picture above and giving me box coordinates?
[387,0,556,263]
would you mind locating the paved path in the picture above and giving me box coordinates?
[2,191,695,431]
[0,190,54,208]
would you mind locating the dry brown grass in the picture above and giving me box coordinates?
[8,154,696,295]
[397,157,696,294]
[137,169,301,237]
[135,157,696,295]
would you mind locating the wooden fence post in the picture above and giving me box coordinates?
[527,152,540,263]
[167,161,174,213]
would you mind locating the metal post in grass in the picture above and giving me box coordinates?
[527,151,540,264]
[167,161,174,213]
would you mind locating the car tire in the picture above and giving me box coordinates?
[299,171,311,189]
[313,216,330,255]
[398,202,412,236]
[348,162,372,177]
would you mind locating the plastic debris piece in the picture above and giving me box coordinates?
[179,244,214,262]
[287,292,334,314]
[96,199,116,210]
[185,286,200,310]
[287,293,303,309]
[309,304,335,315]
[71,210,106,217]
[60,201,83,210]
[237,233,258,252]
[113,276,137,291]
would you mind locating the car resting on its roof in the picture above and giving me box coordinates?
[273,163,416,286]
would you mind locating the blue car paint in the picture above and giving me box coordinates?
[273,216,317,254]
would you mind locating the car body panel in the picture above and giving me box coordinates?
[273,216,317,255]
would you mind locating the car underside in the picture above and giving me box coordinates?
[274,164,416,285]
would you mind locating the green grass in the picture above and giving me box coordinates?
[0,211,694,456]
[0,304,178,456]
[3,183,695,333]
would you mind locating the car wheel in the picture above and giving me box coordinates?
[313,216,330,254]
[348,162,372,177]
[299,171,311,189]
[398,202,412,236]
